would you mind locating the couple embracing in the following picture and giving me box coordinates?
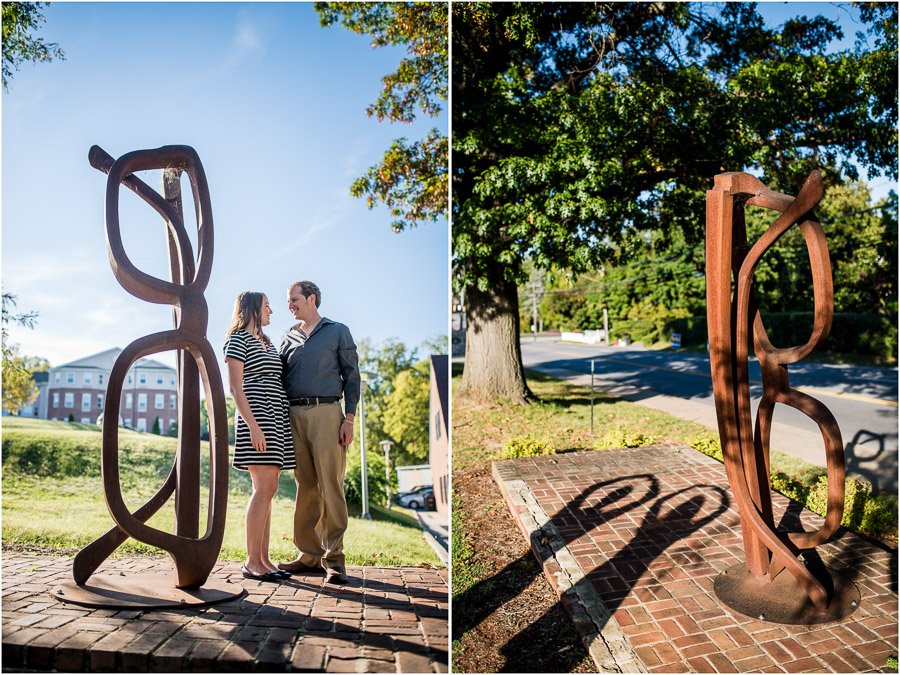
[223,280,360,585]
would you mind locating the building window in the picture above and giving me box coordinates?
[139,373,146,385]
[81,417,91,424]
[434,411,441,440]
[51,417,58,421]
[137,418,147,432]
[64,393,74,408]
[82,393,91,411]
[170,376,176,386]
[124,418,133,429]
[170,394,176,410]
[127,374,132,385]
[97,394,104,410]
[52,392,59,408]
[55,372,61,383]
[66,372,74,383]
[84,373,92,385]
[155,394,164,409]
[125,393,133,409]
[157,375,164,385]
[138,394,147,411]
[99,374,104,386]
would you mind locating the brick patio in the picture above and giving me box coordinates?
[2,556,448,672]
[493,444,898,673]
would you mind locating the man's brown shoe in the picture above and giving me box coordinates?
[279,558,325,574]
[325,565,348,584]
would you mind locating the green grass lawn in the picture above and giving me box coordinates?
[2,417,440,567]
[453,366,897,544]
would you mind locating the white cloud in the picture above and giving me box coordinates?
[2,252,97,290]
[275,189,359,257]
[218,18,264,75]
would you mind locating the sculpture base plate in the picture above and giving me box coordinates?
[50,572,245,610]
[714,563,859,625]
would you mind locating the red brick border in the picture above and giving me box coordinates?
[2,556,448,672]
[493,444,898,673]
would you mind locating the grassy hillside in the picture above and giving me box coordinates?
[2,417,440,566]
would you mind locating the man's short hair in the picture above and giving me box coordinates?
[288,280,321,308]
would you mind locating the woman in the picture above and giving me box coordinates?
[224,291,294,582]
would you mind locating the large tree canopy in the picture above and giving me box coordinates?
[2,2,65,91]
[453,1,898,403]
[315,1,448,231]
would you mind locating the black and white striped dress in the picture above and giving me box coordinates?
[224,329,295,471]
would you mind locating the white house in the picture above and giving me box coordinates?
[46,348,178,432]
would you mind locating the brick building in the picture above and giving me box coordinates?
[47,348,178,432]
[429,354,449,515]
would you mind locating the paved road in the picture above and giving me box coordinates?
[520,338,898,494]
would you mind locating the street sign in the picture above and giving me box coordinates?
[671,333,682,349]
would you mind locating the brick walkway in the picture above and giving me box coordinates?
[493,444,898,673]
[2,556,448,672]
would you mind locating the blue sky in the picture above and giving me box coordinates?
[2,2,893,379]
[2,2,449,380]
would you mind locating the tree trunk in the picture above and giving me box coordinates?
[459,274,534,405]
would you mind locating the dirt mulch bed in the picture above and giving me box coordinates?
[452,462,594,673]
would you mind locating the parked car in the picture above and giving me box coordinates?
[397,486,434,510]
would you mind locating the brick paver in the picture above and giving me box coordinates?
[493,444,897,673]
[1,555,448,672]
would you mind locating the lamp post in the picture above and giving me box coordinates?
[379,440,394,508]
[358,370,375,520]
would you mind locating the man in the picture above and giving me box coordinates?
[278,280,360,584]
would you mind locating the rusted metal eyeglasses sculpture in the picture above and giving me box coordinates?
[706,170,859,624]
[52,146,235,608]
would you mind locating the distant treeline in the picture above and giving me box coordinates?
[521,183,897,360]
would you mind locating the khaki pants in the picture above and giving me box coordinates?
[289,401,347,569]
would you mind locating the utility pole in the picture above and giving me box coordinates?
[603,307,609,346]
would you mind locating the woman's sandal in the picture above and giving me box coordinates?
[241,565,282,582]
[272,569,292,579]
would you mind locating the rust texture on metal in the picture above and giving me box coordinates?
[73,145,230,589]
[706,170,847,614]
[52,573,242,610]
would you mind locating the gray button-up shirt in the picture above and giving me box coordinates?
[278,317,361,415]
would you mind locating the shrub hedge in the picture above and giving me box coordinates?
[664,313,897,359]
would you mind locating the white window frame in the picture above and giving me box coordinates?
[154,394,164,409]
[157,374,164,385]
[66,372,74,384]
[137,418,147,432]
[64,393,74,408]
[81,393,91,411]
[125,393,133,410]
[84,373,92,385]
[170,394,176,410]
[138,393,147,411]
[139,373,146,385]
[52,392,60,407]
[97,394,104,410]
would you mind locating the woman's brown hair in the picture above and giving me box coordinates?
[227,291,271,346]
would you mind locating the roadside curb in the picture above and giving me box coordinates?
[492,459,646,673]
